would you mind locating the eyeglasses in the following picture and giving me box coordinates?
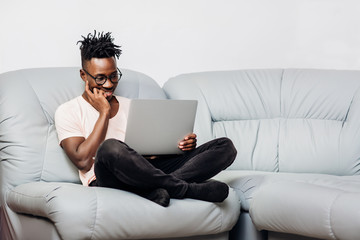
[83,68,122,85]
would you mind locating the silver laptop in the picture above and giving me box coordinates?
[124,99,198,155]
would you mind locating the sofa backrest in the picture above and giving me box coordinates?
[0,67,166,203]
[163,69,360,176]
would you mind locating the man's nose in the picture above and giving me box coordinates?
[102,78,114,88]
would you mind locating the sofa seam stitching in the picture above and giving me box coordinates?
[39,126,51,182]
[341,86,360,126]
[328,192,342,240]
[229,186,249,211]
[89,188,99,240]
[196,82,214,138]
[219,202,224,233]
[278,69,284,172]
[250,121,260,169]
[27,81,49,182]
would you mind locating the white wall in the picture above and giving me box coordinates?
[1,0,360,85]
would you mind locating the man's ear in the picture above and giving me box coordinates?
[80,69,86,82]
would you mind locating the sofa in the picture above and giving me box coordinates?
[163,69,360,240]
[1,67,360,240]
[0,67,240,240]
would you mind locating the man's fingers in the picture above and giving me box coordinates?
[181,138,196,145]
[93,89,106,99]
[92,88,105,97]
[180,146,195,151]
[99,89,106,97]
[179,140,197,149]
[187,133,197,139]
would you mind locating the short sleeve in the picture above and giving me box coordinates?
[55,102,84,144]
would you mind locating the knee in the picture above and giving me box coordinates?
[96,138,129,162]
[218,137,237,164]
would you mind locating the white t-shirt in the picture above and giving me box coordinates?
[55,95,130,186]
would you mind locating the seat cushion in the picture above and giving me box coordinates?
[214,170,360,210]
[7,182,240,240]
[214,170,360,240]
[250,177,360,240]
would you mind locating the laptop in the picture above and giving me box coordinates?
[124,99,198,155]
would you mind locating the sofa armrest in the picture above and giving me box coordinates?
[7,182,240,240]
[7,182,102,239]
[7,182,69,218]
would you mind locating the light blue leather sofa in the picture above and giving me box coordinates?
[0,67,240,240]
[2,67,360,240]
[163,69,360,240]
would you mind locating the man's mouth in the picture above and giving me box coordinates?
[104,91,113,98]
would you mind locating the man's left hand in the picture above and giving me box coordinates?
[178,133,197,151]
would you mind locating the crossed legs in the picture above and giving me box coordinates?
[94,138,237,206]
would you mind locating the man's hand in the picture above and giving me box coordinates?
[61,81,111,172]
[178,133,197,151]
[85,81,111,117]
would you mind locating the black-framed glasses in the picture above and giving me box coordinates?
[83,68,122,85]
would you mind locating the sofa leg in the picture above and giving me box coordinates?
[229,212,267,240]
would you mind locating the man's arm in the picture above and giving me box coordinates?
[60,81,111,172]
[60,112,109,171]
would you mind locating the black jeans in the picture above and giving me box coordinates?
[93,137,237,199]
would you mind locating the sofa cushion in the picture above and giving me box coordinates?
[249,177,360,240]
[214,170,360,212]
[164,69,283,172]
[7,182,240,240]
[164,69,360,176]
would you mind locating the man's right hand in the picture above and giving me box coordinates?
[85,81,111,117]
[61,81,111,172]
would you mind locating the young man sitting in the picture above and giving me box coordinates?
[55,31,237,207]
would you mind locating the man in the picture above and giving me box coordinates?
[55,31,237,207]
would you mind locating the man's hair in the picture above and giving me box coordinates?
[77,31,122,67]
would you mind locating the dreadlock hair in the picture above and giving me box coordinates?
[77,30,122,68]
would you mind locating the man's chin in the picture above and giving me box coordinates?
[106,94,115,102]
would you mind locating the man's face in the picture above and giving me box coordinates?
[80,57,119,102]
